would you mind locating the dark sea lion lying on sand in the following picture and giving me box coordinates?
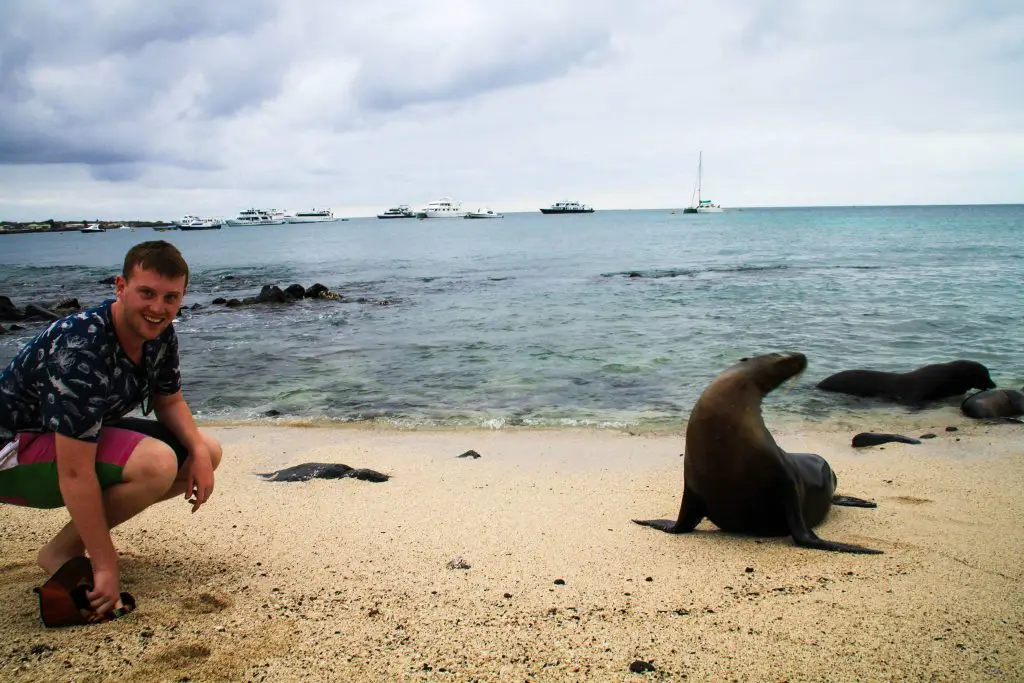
[816,360,995,406]
[634,352,881,554]
[960,388,1024,422]
[258,463,390,482]
[851,433,921,448]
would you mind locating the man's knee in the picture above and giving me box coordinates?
[203,433,223,471]
[124,437,178,488]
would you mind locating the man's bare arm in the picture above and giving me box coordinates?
[54,433,120,612]
[153,391,214,510]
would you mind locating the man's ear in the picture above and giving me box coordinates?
[114,275,126,298]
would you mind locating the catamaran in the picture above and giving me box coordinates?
[684,152,723,213]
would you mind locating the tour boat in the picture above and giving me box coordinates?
[539,201,594,214]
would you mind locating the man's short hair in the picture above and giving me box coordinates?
[123,241,189,286]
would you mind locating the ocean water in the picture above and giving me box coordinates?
[1,205,1021,431]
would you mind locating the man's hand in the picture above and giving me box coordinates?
[86,565,121,615]
[183,444,215,513]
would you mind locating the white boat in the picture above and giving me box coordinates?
[116,225,135,232]
[80,223,103,233]
[377,205,416,219]
[286,208,339,224]
[417,197,467,218]
[176,215,223,231]
[539,201,594,214]
[684,152,723,213]
[225,209,287,226]
[465,208,503,219]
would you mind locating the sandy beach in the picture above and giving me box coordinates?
[1,415,1022,682]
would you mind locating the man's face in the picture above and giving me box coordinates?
[115,265,187,342]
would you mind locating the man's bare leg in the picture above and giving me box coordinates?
[36,437,180,574]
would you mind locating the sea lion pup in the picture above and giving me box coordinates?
[961,388,1024,421]
[816,360,995,405]
[258,463,390,482]
[634,352,881,554]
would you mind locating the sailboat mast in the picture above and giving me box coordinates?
[697,151,703,204]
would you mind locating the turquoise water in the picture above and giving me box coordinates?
[1,205,1021,430]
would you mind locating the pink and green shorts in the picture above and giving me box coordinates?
[0,428,149,509]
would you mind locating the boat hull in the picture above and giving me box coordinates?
[285,216,339,223]
[225,219,285,227]
[539,208,594,214]
[178,224,223,231]
[377,214,415,219]
[421,211,468,218]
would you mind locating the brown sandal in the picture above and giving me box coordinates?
[33,557,136,628]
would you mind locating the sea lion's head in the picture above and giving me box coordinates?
[948,360,996,391]
[729,352,808,396]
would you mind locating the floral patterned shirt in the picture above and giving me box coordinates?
[0,299,180,442]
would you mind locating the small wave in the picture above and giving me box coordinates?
[601,268,697,279]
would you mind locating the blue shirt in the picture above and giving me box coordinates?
[0,299,181,442]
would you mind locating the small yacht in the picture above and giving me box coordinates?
[286,208,339,224]
[225,209,287,226]
[539,201,594,214]
[417,197,467,218]
[684,152,724,213]
[80,223,104,233]
[376,205,416,219]
[177,216,223,230]
[465,208,503,219]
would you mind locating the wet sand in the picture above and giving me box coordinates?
[1,416,1022,681]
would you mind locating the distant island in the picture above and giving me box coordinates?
[0,219,175,235]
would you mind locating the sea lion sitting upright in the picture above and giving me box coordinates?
[816,360,995,406]
[960,388,1024,421]
[634,352,881,554]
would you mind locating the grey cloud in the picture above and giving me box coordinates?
[89,163,147,182]
[0,0,282,168]
[348,7,614,112]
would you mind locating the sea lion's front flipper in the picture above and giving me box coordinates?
[831,495,877,508]
[782,475,883,554]
[633,486,706,534]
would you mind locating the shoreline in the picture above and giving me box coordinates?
[1,422,1021,681]
[194,401,989,436]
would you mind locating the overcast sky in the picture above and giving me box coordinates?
[1,1,1021,220]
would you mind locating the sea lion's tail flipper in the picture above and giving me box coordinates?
[832,494,877,508]
[793,534,884,554]
[784,482,883,554]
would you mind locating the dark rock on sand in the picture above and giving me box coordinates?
[457,449,482,459]
[852,433,922,448]
[629,660,656,673]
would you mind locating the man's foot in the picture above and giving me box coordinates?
[37,539,85,575]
